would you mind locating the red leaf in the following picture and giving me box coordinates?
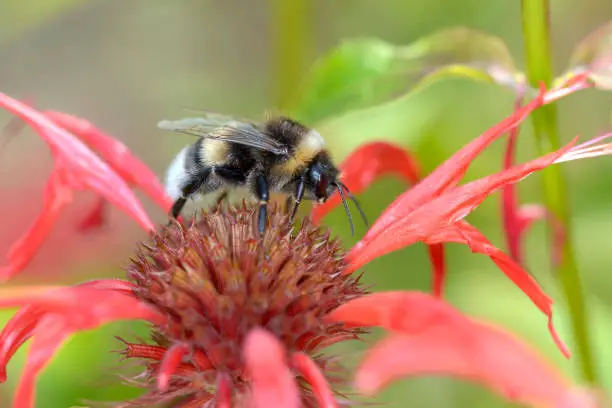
[310,141,447,297]
[292,352,338,408]
[43,110,173,213]
[355,320,571,408]
[244,328,300,408]
[312,141,420,223]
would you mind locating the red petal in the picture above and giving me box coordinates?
[157,343,189,391]
[424,221,569,357]
[77,197,107,232]
[427,244,446,297]
[292,352,338,408]
[346,137,577,273]
[554,131,612,163]
[0,169,72,281]
[515,204,566,266]
[544,72,594,103]
[326,291,472,334]
[215,372,233,408]
[0,280,165,408]
[119,342,167,361]
[498,96,566,268]
[0,93,154,232]
[0,306,41,381]
[14,316,70,408]
[44,110,173,213]
[345,137,576,356]
[77,278,136,292]
[501,95,524,264]
[244,328,300,408]
[311,141,447,297]
[355,320,571,408]
[360,85,546,243]
[312,141,420,223]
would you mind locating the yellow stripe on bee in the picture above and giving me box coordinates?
[272,130,325,175]
[200,139,229,165]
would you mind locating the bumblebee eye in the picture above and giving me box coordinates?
[316,174,329,198]
[309,164,328,199]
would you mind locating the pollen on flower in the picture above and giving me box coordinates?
[120,203,366,407]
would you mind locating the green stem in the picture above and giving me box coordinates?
[270,0,312,110]
[521,0,597,384]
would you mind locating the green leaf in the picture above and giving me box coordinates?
[290,27,524,124]
[565,20,612,90]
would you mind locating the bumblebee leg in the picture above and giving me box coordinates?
[170,197,188,218]
[290,175,306,221]
[254,173,269,236]
[169,168,212,219]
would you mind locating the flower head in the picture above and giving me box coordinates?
[120,204,364,406]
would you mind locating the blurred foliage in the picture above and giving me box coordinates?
[0,1,611,407]
[290,28,523,124]
[0,0,84,41]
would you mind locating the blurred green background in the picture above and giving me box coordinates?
[0,1,611,407]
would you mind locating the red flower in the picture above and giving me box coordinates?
[316,84,577,357]
[0,78,606,407]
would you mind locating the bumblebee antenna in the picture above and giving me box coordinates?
[334,183,355,237]
[338,182,368,227]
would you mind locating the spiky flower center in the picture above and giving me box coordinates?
[123,204,365,406]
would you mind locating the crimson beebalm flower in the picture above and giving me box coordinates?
[0,77,609,407]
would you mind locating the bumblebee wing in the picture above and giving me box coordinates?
[178,109,254,124]
[158,117,289,156]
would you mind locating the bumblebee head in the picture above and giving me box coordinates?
[307,153,368,236]
[307,160,337,203]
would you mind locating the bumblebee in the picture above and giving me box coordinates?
[158,113,367,235]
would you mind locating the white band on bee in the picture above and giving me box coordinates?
[300,130,326,152]
[165,146,190,200]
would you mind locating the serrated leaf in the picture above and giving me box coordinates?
[290,27,524,124]
[566,21,612,90]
